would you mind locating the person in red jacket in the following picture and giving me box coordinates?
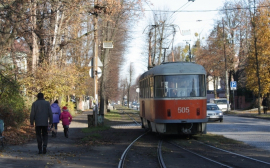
[60,106,72,138]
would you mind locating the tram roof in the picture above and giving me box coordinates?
[140,62,206,80]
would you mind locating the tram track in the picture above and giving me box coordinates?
[166,139,270,168]
[195,140,270,166]
[119,133,270,168]
[118,132,148,168]
[122,111,141,126]
[166,141,233,168]
[118,110,270,168]
[157,140,166,168]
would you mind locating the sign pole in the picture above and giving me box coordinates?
[230,81,237,110]
[233,90,235,110]
[94,0,98,127]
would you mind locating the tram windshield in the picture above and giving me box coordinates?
[155,75,206,98]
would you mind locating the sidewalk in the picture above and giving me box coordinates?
[0,110,124,168]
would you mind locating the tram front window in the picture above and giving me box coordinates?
[155,75,206,98]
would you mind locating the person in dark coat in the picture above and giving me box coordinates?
[262,97,268,114]
[50,100,61,137]
[30,93,53,154]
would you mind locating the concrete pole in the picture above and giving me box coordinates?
[189,43,191,62]
[223,18,230,112]
[94,0,98,126]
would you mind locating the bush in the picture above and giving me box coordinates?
[0,99,29,129]
[0,72,29,129]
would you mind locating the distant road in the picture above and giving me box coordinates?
[207,115,270,152]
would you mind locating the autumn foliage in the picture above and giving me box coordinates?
[246,0,270,96]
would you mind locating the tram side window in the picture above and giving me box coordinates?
[143,80,146,98]
[140,80,145,98]
[146,78,149,98]
[139,81,142,98]
[199,75,206,96]
[150,77,154,98]
[148,78,151,98]
[144,79,147,98]
[155,76,165,98]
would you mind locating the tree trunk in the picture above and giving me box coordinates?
[214,77,217,98]
[31,0,38,71]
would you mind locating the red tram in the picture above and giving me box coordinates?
[139,62,207,134]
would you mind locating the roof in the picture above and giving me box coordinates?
[140,62,206,80]
[207,103,217,106]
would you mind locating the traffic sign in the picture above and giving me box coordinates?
[88,57,103,67]
[103,41,113,48]
[89,67,102,79]
[230,81,237,90]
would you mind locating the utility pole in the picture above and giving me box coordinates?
[184,41,191,62]
[153,24,157,65]
[148,30,152,70]
[188,43,191,62]
[222,18,230,112]
[93,0,98,126]
[249,0,261,114]
[162,48,169,62]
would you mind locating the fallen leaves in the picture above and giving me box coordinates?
[2,123,36,145]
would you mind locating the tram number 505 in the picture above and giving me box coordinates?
[178,107,190,113]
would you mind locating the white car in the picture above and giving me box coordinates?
[209,98,230,112]
[131,103,140,109]
[207,103,223,122]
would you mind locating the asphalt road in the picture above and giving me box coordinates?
[207,115,270,152]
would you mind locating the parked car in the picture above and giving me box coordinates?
[131,103,139,109]
[207,103,223,122]
[209,98,230,112]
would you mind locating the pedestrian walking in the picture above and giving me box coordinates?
[30,93,53,154]
[60,106,72,138]
[50,100,61,137]
[262,97,268,114]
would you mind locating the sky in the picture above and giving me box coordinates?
[122,0,226,83]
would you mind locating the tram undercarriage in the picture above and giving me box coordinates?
[141,118,207,135]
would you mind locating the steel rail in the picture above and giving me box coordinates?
[157,140,166,168]
[168,141,233,168]
[118,132,148,168]
[196,140,270,166]
[123,111,141,126]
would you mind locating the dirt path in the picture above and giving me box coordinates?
[0,110,144,168]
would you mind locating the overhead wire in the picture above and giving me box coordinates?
[169,1,190,17]
[127,5,270,13]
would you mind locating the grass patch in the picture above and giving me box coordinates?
[193,133,243,146]
[226,111,270,118]
[81,125,110,133]
[225,111,238,115]
[252,114,270,118]
[105,111,121,119]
